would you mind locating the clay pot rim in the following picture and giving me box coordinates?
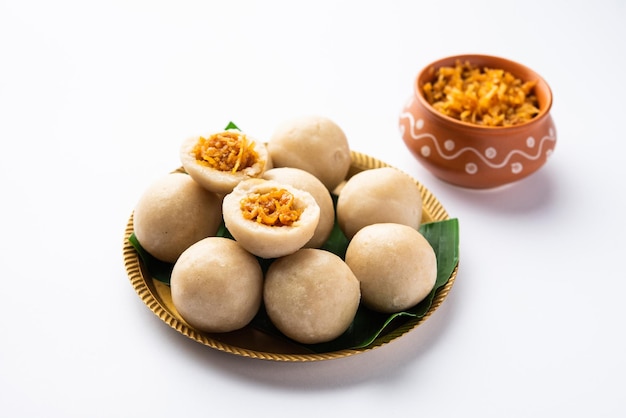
[414,54,553,132]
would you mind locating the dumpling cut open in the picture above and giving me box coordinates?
[180,129,271,194]
[222,179,320,259]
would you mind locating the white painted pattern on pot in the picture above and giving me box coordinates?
[399,110,556,175]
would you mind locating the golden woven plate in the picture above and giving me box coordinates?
[122,151,458,362]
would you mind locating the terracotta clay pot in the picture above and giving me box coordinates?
[399,54,557,189]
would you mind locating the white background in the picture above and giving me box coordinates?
[1,0,625,417]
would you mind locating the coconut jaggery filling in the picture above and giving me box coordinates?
[423,60,540,126]
[240,188,302,227]
[193,131,259,173]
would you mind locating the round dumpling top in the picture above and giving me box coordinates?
[180,129,271,194]
[170,237,263,333]
[132,172,222,263]
[345,223,437,313]
[222,178,320,259]
[262,167,334,248]
[267,115,351,191]
[263,248,361,344]
[336,166,423,239]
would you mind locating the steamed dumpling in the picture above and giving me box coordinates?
[132,172,222,263]
[180,129,271,194]
[345,223,437,313]
[222,179,320,259]
[262,167,335,248]
[336,167,423,239]
[267,115,351,191]
[263,248,360,344]
[170,237,263,333]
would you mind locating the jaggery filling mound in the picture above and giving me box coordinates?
[240,188,302,227]
[423,60,540,126]
[193,131,259,173]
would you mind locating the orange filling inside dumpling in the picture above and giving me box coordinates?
[240,188,302,227]
[192,131,259,173]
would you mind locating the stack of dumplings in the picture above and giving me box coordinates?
[131,115,437,345]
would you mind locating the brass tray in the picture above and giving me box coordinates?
[122,151,458,361]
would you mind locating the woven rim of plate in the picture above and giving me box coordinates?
[122,151,458,362]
